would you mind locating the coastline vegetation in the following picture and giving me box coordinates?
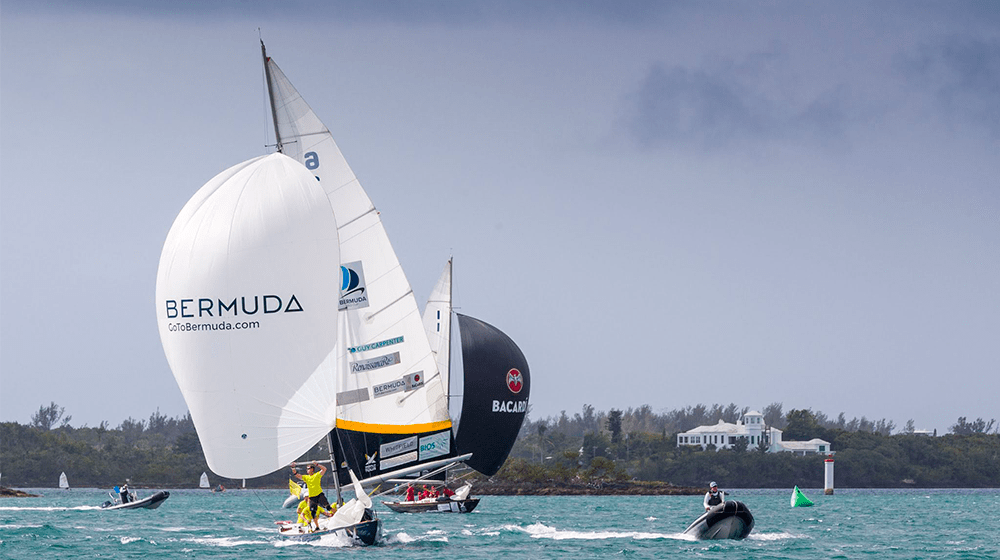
[1,401,997,490]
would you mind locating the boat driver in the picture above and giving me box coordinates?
[704,481,724,511]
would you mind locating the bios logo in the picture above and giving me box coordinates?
[506,368,523,394]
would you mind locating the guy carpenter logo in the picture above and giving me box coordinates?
[340,261,370,310]
[506,368,523,394]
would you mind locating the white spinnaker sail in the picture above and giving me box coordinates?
[422,258,452,401]
[264,53,449,435]
[156,153,341,479]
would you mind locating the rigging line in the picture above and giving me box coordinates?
[336,203,376,231]
[397,371,440,404]
[372,461,459,498]
[365,289,413,322]
[251,488,279,522]
[276,130,330,141]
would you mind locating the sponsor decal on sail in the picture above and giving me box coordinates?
[351,352,401,374]
[418,431,451,461]
[380,436,418,459]
[380,451,417,470]
[349,336,404,354]
[506,368,524,394]
[337,388,370,405]
[339,261,370,310]
[372,372,424,399]
[164,295,303,318]
[492,400,527,413]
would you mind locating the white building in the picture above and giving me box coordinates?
[676,410,831,454]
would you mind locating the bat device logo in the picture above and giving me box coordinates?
[506,368,523,394]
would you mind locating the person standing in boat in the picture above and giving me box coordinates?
[119,483,131,504]
[704,481,725,511]
[290,461,331,532]
[404,483,415,502]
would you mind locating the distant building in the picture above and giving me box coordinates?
[675,410,832,454]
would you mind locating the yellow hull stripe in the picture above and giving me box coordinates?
[336,419,452,435]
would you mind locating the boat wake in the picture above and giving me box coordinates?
[188,536,272,548]
[0,505,101,512]
[271,532,357,548]
[504,522,693,541]
[385,529,449,545]
[746,531,803,541]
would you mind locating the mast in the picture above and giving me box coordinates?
[446,257,453,412]
[260,40,283,153]
[326,432,344,506]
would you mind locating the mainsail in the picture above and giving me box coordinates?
[59,472,69,489]
[262,43,453,484]
[156,153,342,479]
[422,258,453,406]
[199,472,210,489]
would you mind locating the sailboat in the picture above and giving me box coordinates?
[199,472,209,489]
[59,472,69,490]
[383,259,531,513]
[159,42,477,545]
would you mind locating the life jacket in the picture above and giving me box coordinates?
[707,490,722,506]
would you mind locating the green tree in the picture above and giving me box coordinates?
[951,417,997,435]
[31,402,71,431]
[607,409,623,444]
[784,409,822,441]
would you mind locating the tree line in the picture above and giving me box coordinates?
[1,401,997,488]
[500,403,999,488]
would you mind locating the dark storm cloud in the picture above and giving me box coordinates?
[897,37,1000,136]
[3,0,674,26]
[623,60,850,150]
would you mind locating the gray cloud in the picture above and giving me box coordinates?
[897,36,1000,135]
[3,0,675,26]
[623,58,852,150]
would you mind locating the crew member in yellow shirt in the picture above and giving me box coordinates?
[291,461,332,532]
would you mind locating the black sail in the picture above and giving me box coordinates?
[454,314,530,476]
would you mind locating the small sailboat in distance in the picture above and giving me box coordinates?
[59,472,69,490]
[199,472,210,489]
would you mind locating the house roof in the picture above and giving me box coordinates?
[780,439,830,450]
[683,420,744,435]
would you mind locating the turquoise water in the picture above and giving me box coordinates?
[2,488,998,558]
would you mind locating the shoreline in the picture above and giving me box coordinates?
[472,481,704,496]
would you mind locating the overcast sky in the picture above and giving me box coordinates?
[2,2,998,436]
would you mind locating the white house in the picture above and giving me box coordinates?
[676,410,831,454]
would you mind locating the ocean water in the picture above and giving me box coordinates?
[1,488,997,559]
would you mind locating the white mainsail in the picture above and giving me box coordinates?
[199,472,210,489]
[59,472,69,489]
[156,153,341,479]
[263,51,450,441]
[422,258,453,406]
